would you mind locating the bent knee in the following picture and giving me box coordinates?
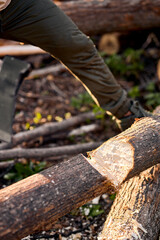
[54,30,95,60]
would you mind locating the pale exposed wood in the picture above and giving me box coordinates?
[88,115,160,187]
[98,33,120,55]
[0,113,160,239]
[55,0,160,35]
[99,107,160,240]
[0,45,45,57]
[99,165,160,240]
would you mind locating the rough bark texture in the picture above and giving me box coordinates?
[88,116,160,188]
[55,0,160,35]
[0,154,112,240]
[0,116,160,239]
[99,165,160,240]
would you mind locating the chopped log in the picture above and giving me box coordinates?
[0,154,112,240]
[55,0,160,35]
[0,142,102,161]
[0,115,160,239]
[99,107,160,240]
[88,115,160,187]
[99,165,160,240]
[98,33,120,55]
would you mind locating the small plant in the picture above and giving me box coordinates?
[92,105,106,120]
[71,92,106,121]
[145,82,160,108]
[80,204,104,218]
[4,161,46,183]
[71,92,94,110]
[33,112,42,124]
[55,115,63,122]
[128,85,140,98]
[105,48,144,78]
[109,193,116,201]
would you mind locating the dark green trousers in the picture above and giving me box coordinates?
[0,0,130,118]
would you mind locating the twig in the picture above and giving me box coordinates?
[68,123,100,136]
[26,64,65,80]
[0,142,102,161]
[49,81,67,98]
[0,160,14,169]
[0,112,96,150]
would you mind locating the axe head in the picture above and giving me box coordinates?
[0,56,31,142]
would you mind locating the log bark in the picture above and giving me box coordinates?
[99,107,160,240]
[0,115,160,239]
[99,165,160,240]
[55,0,160,35]
[0,154,112,240]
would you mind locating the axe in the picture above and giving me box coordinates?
[0,56,31,142]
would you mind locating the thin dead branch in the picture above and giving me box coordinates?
[0,111,96,150]
[0,142,102,161]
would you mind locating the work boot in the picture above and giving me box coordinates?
[114,100,153,131]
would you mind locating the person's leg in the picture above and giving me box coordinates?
[1,0,131,119]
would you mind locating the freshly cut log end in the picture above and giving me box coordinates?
[98,33,120,55]
[88,138,134,188]
[88,116,160,186]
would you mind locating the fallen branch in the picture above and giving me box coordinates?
[0,154,112,240]
[0,160,14,169]
[42,123,101,143]
[68,123,100,136]
[26,64,65,80]
[55,0,160,35]
[0,112,96,150]
[0,142,102,161]
[99,164,160,240]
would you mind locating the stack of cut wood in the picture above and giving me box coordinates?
[0,111,159,240]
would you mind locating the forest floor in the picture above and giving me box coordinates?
[0,31,160,240]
